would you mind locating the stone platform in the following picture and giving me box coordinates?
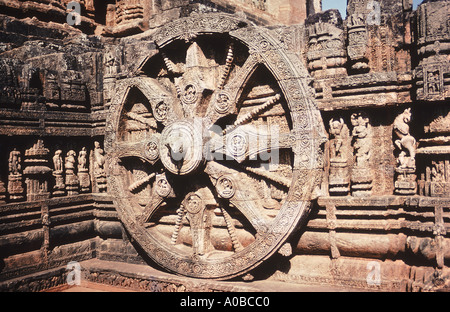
[7,259,366,292]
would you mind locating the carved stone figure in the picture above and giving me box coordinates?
[53,149,63,173]
[92,141,107,193]
[351,112,371,168]
[426,160,450,197]
[77,147,90,193]
[393,108,417,195]
[328,117,350,195]
[350,112,372,196]
[393,108,416,168]
[65,150,79,195]
[52,149,65,196]
[8,148,21,176]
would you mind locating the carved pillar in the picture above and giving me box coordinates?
[346,13,370,73]
[350,112,372,196]
[393,108,417,195]
[347,0,370,74]
[60,70,87,110]
[23,140,52,201]
[414,0,450,102]
[44,71,60,109]
[0,180,6,203]
[20,66,45,111]
[328,117,351,195]
[306,10,347,79]
[115,0,144,26]
[414,0,450,196]
[8,148,24,201]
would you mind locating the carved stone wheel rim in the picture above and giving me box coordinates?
[105,13,325,280]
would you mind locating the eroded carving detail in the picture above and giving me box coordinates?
[8,148,24,201]
[350,112,372,196]
[393,108,417,195]
[328,117,351,195]
[105,15,324,279]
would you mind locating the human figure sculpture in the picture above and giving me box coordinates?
[78,147,90,193]
[351,112,371,167]
[52,149,65,196]
[53,150,63,173]
[78,147,88,171]
[65,150,77,173]
[65,150,79,195]
[328,117,351,195]
[93,141,106,176]
[329,118,346,161]
[93,141,107,192]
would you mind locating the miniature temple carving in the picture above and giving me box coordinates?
[306,9,347,79]
[8,148,24,201]
[414,0,450,101]
[347,13,369,73]
[23,140,51,201]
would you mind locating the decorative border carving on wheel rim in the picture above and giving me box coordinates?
[105,13,327,280]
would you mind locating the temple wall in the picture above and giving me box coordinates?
[0,0,449,292]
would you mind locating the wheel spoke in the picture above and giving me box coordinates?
[106,23,320,279]
[138,77,184,123]
[139,173,174,224]
[129,172,156,193]
[221,206,244,252]
[205,161,271,234]
[113,136,161,165]
[207,125,295,164]
[204,53,260,128]
[139,194,164,224]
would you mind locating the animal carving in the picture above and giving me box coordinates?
[393,108,416,168]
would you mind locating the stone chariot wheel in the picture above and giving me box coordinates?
[105,13,326,280]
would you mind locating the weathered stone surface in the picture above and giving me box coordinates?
[0,0,449,293]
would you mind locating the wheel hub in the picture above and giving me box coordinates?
[160,120,204,175]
